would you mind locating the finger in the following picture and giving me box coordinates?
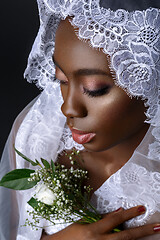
[91,205,146,234]
[108,223,160,240]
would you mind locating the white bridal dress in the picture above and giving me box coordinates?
[0,82,160,240]
[0,0,160,239]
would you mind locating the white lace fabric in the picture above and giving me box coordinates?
[24,0,160,160]
[0,0,160,239]
[1,100,160,240]
[25,0,160,123]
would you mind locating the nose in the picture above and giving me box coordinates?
[61,86,87,119]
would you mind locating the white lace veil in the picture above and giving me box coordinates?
[0,0,160,239]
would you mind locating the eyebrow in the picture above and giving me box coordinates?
[53,56,110,77]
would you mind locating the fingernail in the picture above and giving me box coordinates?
[115,207,123,212]
[137,206,146,213]
[153,225,160,232]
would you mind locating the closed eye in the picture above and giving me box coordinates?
[54,76,111,97]
[83,86,110,97]
[54,77,68,85]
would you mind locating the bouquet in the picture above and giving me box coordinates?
[0,148,120,232]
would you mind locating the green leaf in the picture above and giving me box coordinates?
[41,158,50,169]
[28,197,39,209]
[0,169,38,190]
[51,160,55,173]
[14,147,39,166]
[84,209,100,219]
[35,159,40,165]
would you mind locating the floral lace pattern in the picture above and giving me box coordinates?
[24,0,160,171]
[25,0,160,123]
[149,124,160,160]
[15,82,83,166]
[91,162,160,227]
[15,82,65,164]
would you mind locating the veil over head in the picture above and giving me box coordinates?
[0,0,160,239]
[24,0,160,160]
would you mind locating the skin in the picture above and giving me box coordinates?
[53,18,149,190]
[41,207,160,240]
[41,19,160,239]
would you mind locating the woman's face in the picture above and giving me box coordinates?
[54,19,147,152]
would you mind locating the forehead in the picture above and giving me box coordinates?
[54,18,110,74]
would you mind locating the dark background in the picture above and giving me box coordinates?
[0,1,40,157]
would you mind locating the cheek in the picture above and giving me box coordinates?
[85,95,146,151]
[88,89,146,136]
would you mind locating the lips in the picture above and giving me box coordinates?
[70,128,96,144]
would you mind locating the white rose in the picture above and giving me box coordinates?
[35,183,56,205]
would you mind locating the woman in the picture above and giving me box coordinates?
[0,0,160,239]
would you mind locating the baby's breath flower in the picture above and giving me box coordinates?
[70,167,74,172]
[23,149,102,230]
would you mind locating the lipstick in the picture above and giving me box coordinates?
[70,128,96,144]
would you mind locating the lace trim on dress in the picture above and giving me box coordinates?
[91,161,160,228]
[25,0,160,122]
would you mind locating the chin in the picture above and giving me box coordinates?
[82,141,111,153]
[82,136,119,153]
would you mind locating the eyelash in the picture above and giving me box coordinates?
[83,86,110,97]
[54,77,110,97]
[55,77,68,85]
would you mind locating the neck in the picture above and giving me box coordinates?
[82,123,149,179]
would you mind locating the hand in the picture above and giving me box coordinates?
[41,206,160,240]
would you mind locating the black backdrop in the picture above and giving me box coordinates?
[0,1,40,157]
